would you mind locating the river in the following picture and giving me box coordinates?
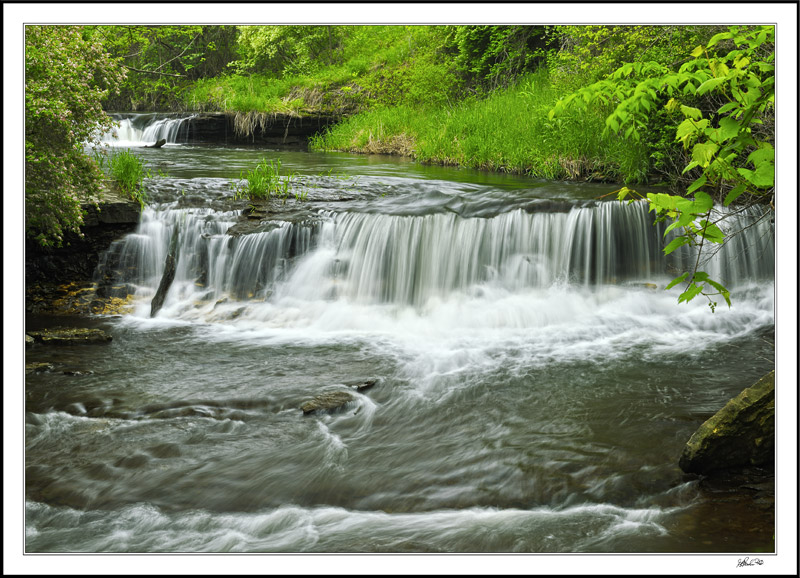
[24,114,776,557]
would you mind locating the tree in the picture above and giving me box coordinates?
[550,25,775,310]
[25,25,126,247]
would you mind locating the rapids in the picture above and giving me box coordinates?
[24,114,776,555]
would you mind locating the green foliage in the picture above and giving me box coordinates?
[231,26,346,77]
[96,25,238,110]
[569,26,775,309]
[312,68,650,182]
[232,158,297,202]
[442,25,549,90]
[102,149,151,208]
[25,25,125,247]
[547,25,715,87]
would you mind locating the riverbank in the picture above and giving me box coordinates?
[25,187,141,316]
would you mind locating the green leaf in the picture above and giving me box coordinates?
[738,163,774,188]
[687,174,707,195]
[692,142,719,167]
[666,272,690,289]
[690,45,705,57]
[716,116,741,141]
[708,32,734,47]
[717,101,739,114]
[705,278,732,307]
[678,283,704,303]
[723,183,748,206]
[747,146,774,167]
[697,220,725,244]
[680,105,703,120]
[663,236,691,254]
[697,76,726,95]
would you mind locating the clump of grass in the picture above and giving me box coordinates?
[95,148,151,208]
[233,158,297,202]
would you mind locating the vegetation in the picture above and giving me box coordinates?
[25,25,775,309]
[25,25,125,247]
[97,148,151,209]
[552,25,774,309]
[232,158,298,203]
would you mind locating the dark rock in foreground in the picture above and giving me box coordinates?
[679,370,774,475]
[300,391,356,415]
[26,327,112,346]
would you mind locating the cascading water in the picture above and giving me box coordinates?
[25,147,776,556]
[100,200,773,316]
[102,113,197,146]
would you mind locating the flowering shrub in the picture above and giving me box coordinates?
[25,25,125,247]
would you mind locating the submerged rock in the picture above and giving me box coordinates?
[26,327,112,346]
[300,391,356,415]
[679,370,774,475]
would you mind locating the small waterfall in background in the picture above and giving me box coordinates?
[101,113,198,146]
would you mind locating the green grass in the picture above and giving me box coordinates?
[96,148,151,208]
[311,69,651,184]
[233,158,297,201]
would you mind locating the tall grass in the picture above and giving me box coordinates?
[311,69,651,184]
[233,158,298,202]
[95,148,151,208]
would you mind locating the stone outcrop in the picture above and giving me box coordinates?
[300,391,356,415]
[181,112,340,147]
[679,370,775,475]
[26,188,141,290]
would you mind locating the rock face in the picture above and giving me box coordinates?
[26,188,141,290]
[679,370,775,475]
[182,112,340,147]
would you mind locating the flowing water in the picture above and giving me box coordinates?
[25,114,776,554]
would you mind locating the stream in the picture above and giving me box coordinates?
[24,113,776,554]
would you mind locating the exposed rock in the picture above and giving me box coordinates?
[679,370,774,475]
[144,138,167,148]
[26,362,55,374]
[26,327,112,346]
[300,391,356,415]
[344,378,378,392]
[26,187,141,314]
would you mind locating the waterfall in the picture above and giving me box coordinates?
[102,113,197,146]
[96,201,774,317]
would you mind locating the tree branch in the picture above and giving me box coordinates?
[120,64,183,78]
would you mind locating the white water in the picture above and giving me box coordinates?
[100,113,197,147]
[26,139,776,556]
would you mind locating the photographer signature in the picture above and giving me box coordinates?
[737,557,764,567]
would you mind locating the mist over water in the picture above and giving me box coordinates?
[26,117,775,553]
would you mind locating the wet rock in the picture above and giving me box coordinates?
[63,368,94,376]
[26,334,35,347]
[344,378,378,392]
[679,370,774,475]
[26,327,112,346]
[300,391,356,415]
[25,362,55,374]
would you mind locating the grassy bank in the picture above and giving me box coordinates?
[309,70,650,183]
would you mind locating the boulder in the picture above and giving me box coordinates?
[300,391,356,415]
[679,370,774,475]
[26,327,112,346]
